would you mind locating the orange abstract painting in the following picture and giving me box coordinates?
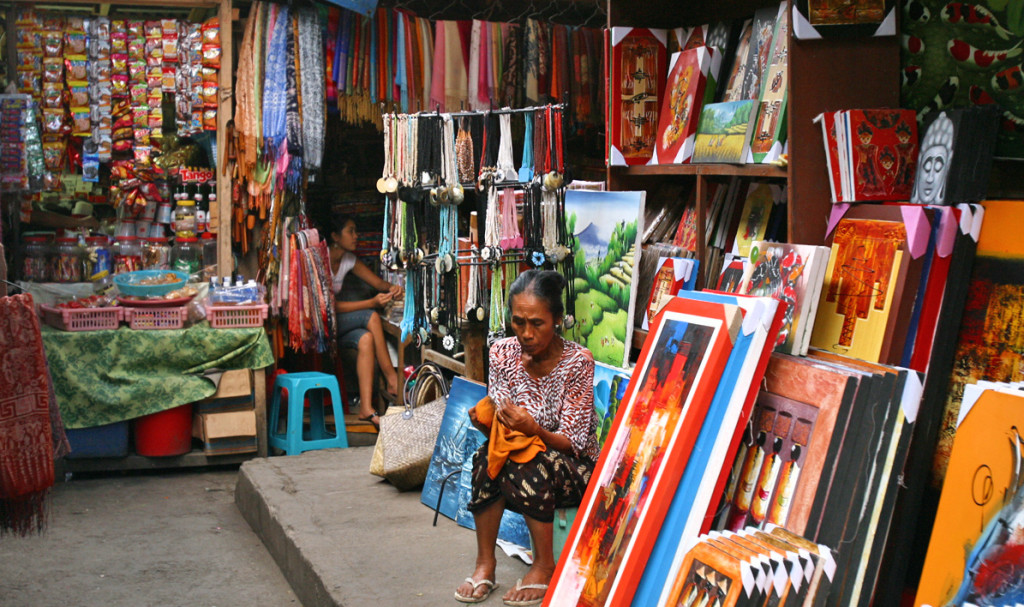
[810,218,909,363]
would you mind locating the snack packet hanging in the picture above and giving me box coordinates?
[65,55,88,81]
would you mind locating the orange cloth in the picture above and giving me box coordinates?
[474,397,547,479]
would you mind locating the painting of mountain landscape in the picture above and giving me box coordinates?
[565,189,646,367]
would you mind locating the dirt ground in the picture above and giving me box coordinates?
[0,467,298,607]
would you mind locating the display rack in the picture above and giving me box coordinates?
[605,0,900,286]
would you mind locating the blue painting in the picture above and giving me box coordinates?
[421,377,487,520]
[454,429,532,550]
[594,361,631,449]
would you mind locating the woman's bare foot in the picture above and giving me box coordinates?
[455,561,498,602]
[502,564,553,604]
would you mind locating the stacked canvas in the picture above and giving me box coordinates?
[658,527,838,607]
[549,293,787,606]
[816,108,919,203]
[608,28,668,166]
[640,256,700,330]
[709,350,923,607]
[651,46,722,164]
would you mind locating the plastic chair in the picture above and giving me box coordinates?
[268,372,349,455]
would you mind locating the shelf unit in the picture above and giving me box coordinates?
[605,0,900,285]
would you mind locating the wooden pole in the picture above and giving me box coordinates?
[215,0,234,276]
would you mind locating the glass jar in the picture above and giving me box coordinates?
[142,237,172,270]
[22,235,51,282]
[112,236,143,274]
[200,232,218,279]
[54,237,83,283]
[171,236,201,276]
[83,236,112,280]
[173,198,196,239]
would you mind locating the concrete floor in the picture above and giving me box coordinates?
[235,447,531,607]
[0,467,298,607]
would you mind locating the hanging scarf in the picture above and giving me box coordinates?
[501,23,520,108]
[477,22,489,110]
[429,21,446,110]
[444,21,468,112]
[420,18,433,111]
[467,21,481,111]
[234,2,260,180]
[284,13,304,190]
[524,20,540,105]
[0,294,62,536]
[263,3,290,153]
[298,6,325,173]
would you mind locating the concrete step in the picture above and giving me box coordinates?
[235,447,529,607]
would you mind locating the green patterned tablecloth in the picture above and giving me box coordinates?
[41,323,273,429]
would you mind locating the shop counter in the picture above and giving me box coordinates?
[41,322,274,460]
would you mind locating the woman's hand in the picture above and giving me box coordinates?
[496,402,541,436]
[468,405,489,435]
[388,284,404,299]
[373,292,393,307]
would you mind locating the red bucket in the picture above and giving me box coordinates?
[133,403,194,456]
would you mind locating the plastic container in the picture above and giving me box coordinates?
[142,236,172,270]
[133,403,194,456]
[22,235,51,282]
[125,306,188,330]
[54,237,83,283]
[113,269,188,297]
[112,236,143,274]
[83,236,112,280]
[171,236,201,276]
[39,304,123,331]
[205,302,269,328]
[65,421,130,459]
[200,232,218,278]
[173,198,196,239]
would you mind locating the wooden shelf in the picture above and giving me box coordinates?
[422,348,467,377]
[632,328,648,350]
[610,163,788,179]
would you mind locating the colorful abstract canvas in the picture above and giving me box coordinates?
[652,46,720,165]
[810,218,910,363]
[935,201,1024,483]
[741,241,830,355]
[565,189,646,368]
[420,377,487,520]
[609,28,668,166]
[548,297,741,607]
[692,100,756,164]
[916,384,1024,607]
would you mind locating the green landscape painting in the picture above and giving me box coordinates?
[692,99,755,164]
[564,189,646,367]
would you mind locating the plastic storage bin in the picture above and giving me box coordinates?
[205,303,268,328]
[125,306,188,330]
[65,421,130,459]
[39,304,122,331]
[133,403,194,457]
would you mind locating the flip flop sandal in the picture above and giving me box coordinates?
[455,578,498,604]
[357,413,380,431]
[503,579,548,607]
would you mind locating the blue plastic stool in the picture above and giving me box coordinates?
[268,372,349,455]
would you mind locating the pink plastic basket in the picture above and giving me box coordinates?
[205,303,268,329]
[40,305,123,332]
[125,306,189,330]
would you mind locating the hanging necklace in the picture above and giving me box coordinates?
[456,116,475,184]
[518,112,534,183]
[496,110,517,182]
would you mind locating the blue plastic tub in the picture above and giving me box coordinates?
[65,421,130,459]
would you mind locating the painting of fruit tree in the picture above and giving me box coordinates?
[564,189,646,368]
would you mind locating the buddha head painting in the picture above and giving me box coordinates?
[911,111,955,205]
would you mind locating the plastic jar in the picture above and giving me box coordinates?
[200,232,218,278]
[54,237,83,282]
[171,236,201,276]
[22,235,51,282]
[112,236,143,274]
[83,236,112,280]
[142,236,172,270]
[173,198,196,239]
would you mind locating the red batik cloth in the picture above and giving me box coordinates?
[0,293,60,535]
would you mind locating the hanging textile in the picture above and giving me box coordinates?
[298,5,325,173]
[443,21,468,113]
[500,23,521,108]
[0,294,66,536]
[524,20,540,105]
[263,4,290,154]
[429,21,446,110]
